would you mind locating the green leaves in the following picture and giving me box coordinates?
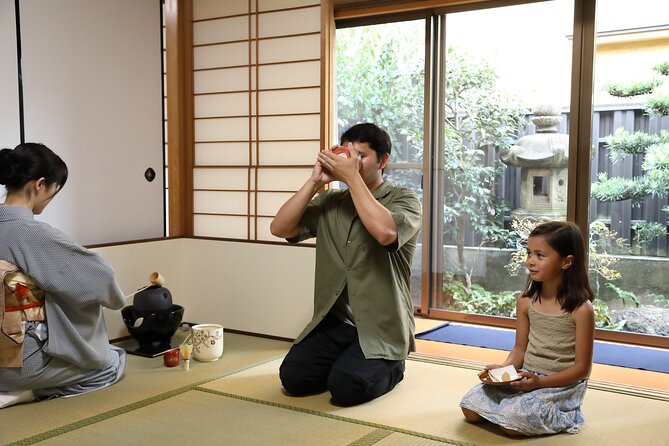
[631,222,668,247]
[442,280,519,317]
[605,128,669,161]
[646,93,669,116]
[335,23,425,164]
[604,78,661,98]
[653,61,669,76]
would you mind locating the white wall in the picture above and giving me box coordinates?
[95,238,315,341]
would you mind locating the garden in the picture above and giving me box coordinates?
[336,23,669,337]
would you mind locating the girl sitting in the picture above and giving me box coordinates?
[459,221,595,436]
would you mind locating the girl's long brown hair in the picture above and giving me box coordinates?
[521,221,595,313]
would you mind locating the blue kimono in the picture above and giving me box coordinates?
[0,205,126,399]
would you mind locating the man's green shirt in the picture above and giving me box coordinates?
[289,181,422,360]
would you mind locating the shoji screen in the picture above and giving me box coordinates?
[20,0,165,245]
[192,0,321,240]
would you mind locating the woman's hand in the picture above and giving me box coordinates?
[510,371,542,391]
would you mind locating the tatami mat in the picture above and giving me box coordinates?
[200,357,669,446]
[3,331,668,446]
[31,391,377,446]
[0,333,291,445]
[374,433,461,446]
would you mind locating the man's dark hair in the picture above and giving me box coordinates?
[340,123,392,161]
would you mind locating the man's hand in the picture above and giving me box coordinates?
[310,149,336,187]
[317,142,361,185]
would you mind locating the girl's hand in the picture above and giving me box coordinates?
[510,371,541,391]
[477,364,504,378]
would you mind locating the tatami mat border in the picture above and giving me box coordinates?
[348,429,394,446]
[408,353,669,402]
[4,354,287,446]
[193,386,476,446]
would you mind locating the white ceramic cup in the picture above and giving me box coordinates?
[191,324,224,362]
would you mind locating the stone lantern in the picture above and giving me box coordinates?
[499,104,568,220]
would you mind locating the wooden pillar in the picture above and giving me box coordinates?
[164,0,194,236]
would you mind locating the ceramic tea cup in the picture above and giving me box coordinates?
[191,324,224,362]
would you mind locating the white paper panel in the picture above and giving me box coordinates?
[194,190,248,214]
[194,41,253,69]
[195,92,252,118]
[258,140,319,165]
[259,88,319,115]
[194,167,249,190]
[193,0,251,21]
[255,216,279,241]
[258,115,319,140]
[0,0,20,150]
[258,6,320,38]
[258,0,319,11]
[193,15,250,45]
[195,117,251,141]
[258,61,319,90]
[192,0,322,241]
[195,67,252,93]
[194,214,248,238]
[257,167,313,191]
[196,142,252,165]
[258,34,319,64]
[256,191,295,215]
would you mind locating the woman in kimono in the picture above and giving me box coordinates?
[0,143,126,406]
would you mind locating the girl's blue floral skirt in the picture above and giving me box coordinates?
[459,370,587,436]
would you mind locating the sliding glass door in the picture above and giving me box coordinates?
[588,0,669,338]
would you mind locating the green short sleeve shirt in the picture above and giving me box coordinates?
[289,181,422,360]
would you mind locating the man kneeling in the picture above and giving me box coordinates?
[270,123,421,406]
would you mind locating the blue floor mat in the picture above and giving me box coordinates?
[416,323,669,374]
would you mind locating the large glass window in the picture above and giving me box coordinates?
[437,1,575,317]
[335,20,425,305]
[588,0,669,337]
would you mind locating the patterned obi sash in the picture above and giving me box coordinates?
[0,260,45,367]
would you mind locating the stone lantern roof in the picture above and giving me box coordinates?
[499,104,569,168]
[500,104,569,220]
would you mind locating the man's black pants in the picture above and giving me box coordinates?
[279,313,405,406]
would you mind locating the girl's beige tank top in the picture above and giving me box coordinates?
[522,302,579,376]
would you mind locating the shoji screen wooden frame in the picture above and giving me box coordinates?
[183,0,330,240]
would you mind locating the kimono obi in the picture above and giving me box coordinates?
[0,260,45,367]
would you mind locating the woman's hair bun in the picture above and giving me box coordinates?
[0,148,19,186]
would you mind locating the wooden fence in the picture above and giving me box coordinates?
[467,105,669,255]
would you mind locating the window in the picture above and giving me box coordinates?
[588,0,669,337]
